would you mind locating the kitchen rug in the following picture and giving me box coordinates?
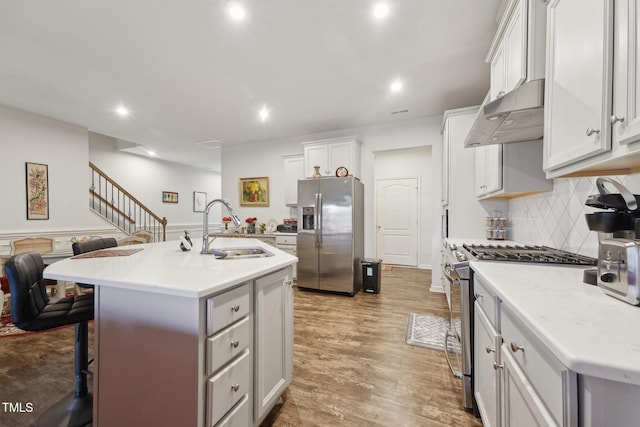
[405,313,461,353]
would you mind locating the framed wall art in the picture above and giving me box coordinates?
[239,177,269,207]
[193,191,207,212]
[162,191,179,203]
[25,162,49,220]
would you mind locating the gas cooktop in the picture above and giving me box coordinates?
[462,244,597,265]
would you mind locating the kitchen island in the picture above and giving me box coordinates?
[471,261,640,426]
[44,238,297,427]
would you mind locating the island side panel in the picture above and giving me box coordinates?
[95,285,202,427]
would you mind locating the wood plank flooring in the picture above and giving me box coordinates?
[261,266,483,426]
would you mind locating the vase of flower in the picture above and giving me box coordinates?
[245,217,257,234]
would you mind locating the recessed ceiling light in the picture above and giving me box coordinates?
[259,106,269,123]
[390,79,403,93]
[146,149,157,157]
[227,2,246,20]
[115,106,130,117]
[373,3,390,20]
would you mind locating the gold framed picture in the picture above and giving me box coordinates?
[239,177,269,207]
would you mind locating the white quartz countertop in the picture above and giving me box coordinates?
[470,261,640,386]
[43,238,297,298]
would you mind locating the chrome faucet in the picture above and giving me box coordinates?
[202,199,241,254]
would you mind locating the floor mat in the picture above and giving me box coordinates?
[405,313,461,353]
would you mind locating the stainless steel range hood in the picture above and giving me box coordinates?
[464,79,545,147]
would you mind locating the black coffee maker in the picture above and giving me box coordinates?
[585,177,640,238]
[583,177,640,284]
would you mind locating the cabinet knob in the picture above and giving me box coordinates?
[510,342,525,353]
[474,293,483,300]
[609,115,625,125]
[231,304,240,312]
[493,362,503,370]
[497,91,505,98]
[485,346,495,354]
[231,340,240,348]
[586,127,600,136]
[231,384,240,392]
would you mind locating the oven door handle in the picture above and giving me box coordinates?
[444,329,462,379]
[442,262,460,285]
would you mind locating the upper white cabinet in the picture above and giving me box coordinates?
[302,136,361,179]
[475,140,552,200]
[545,0,640,177]
[283,154,304,206]
[487,0,547,101]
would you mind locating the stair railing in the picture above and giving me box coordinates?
[89,162,167,242]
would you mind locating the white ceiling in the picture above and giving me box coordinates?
[0,0,503,170]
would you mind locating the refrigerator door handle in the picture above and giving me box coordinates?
[315,192,322,247]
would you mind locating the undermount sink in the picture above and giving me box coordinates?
[206,246,274,259]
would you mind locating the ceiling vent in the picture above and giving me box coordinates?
[197,140,223,149]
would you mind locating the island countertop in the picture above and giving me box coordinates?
[43,238,297,298]
[470,261,640,386]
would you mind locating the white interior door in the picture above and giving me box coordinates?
[375,178,418,266]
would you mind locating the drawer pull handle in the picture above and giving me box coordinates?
[510,342,525,353]
[231,305,240,312]
[231,384,240,392]
[231,340,240,348]
[493,362,503,370]
[474,293,483,300]
[485,346,495,354]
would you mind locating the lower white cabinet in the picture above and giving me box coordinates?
[253,268,294,425]
[204,267,294,427]
[474,302,501,427]
[275,234,297,279]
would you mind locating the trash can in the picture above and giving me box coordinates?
[361,258,382,294]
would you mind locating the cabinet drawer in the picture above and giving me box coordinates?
[206,315,251,376]
[473,276,499,329]
[206,283,251,336]
[275,234,297,246]
[206,349,251,427]
[215,394,250,427]
[501,306,565,425]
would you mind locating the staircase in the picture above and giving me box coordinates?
[89,162,167,242]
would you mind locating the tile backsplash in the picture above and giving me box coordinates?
[509,173,640,258]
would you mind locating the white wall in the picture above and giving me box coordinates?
[0,104,104,235]
[89,133,222,240]
[374,146,433,269]
[221,116,440,260]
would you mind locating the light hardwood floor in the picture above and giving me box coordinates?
[261,266,483,426]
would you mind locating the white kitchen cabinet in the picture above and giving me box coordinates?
[283,154,304,206]
[474,301,501,427]
[489,0,527,101]
[275,234,297,279]
[487,0,546,101]
[500,306,577,427]
[253,267,293,425]
[302,136,361,179]
[545,0,640,177]
[475,144,503,197]
[475,140,552,200]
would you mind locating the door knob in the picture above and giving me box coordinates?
[609,115,625,125]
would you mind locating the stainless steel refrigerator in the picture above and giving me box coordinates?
[297,176,364,296]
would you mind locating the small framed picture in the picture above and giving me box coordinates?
[193,191,207,212]
[162,191,179,203]
[239,177,269,207]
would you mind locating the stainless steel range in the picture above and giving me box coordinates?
[441,242,596,414]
